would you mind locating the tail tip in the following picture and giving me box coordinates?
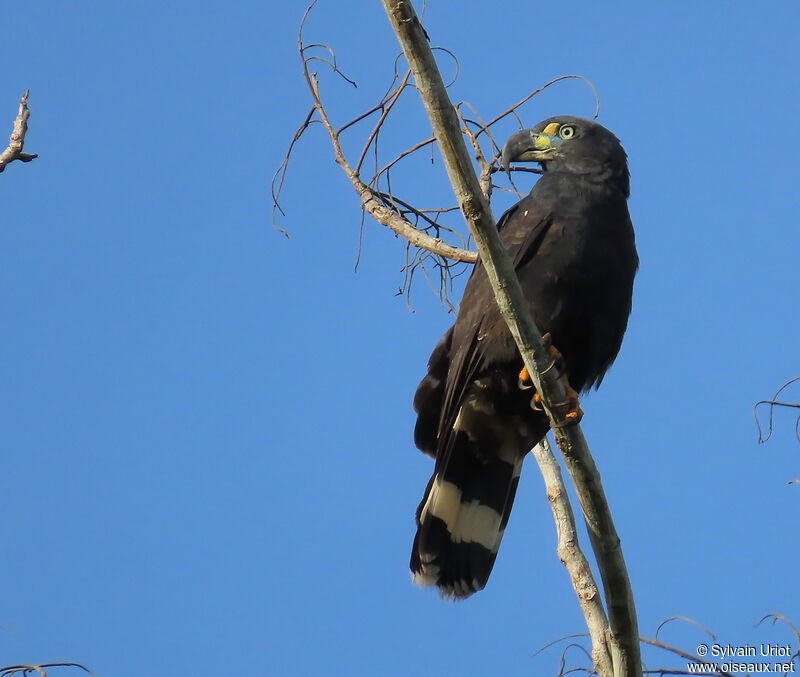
[411,566,484,600]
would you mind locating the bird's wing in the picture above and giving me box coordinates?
[431,195,553,462]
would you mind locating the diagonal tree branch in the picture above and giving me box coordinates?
[0,90,38,173]
[533,439,614,677]
[381,1,641,675]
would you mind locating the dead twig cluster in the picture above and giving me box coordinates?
[272,0,597,307]
[0,90,38,174]
[534,616,799,677]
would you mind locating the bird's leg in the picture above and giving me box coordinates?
[518,333,583,424]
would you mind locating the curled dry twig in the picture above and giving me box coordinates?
[754,377,800,445]
[0,90,38,173]
[757,614,800,664]
[272,2,600,306]
[654,616,718,643]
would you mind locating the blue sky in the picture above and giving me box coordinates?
[2,1,798,675]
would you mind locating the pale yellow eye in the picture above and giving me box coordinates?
[559,125,575,140]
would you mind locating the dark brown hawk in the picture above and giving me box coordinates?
[410,116,638,599]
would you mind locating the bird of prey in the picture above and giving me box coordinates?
[410,116,638,599]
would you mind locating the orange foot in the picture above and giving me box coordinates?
[518,333,584,425]
[557,380,584,425]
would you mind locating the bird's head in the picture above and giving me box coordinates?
[501,116,629,196]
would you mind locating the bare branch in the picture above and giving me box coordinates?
[0,90,38,173]
[533,439,614,677]
[381,1,640,675]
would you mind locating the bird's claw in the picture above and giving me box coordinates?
[519,334,583,424]
[540,332,565,376]
[552,383,584,426]
[518,364,533,390]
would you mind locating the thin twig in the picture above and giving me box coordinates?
[271,106,317,237]
[654,616,717,643]
[477,75,601,138]
[456,107,493,202]
[640,638,735,677]
[371,135,436,184]
[456,100,504,170]
[356,69,413,174]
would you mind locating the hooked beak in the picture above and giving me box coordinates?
[501,124,559,177]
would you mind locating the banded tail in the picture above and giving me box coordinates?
[410,452,524,598]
